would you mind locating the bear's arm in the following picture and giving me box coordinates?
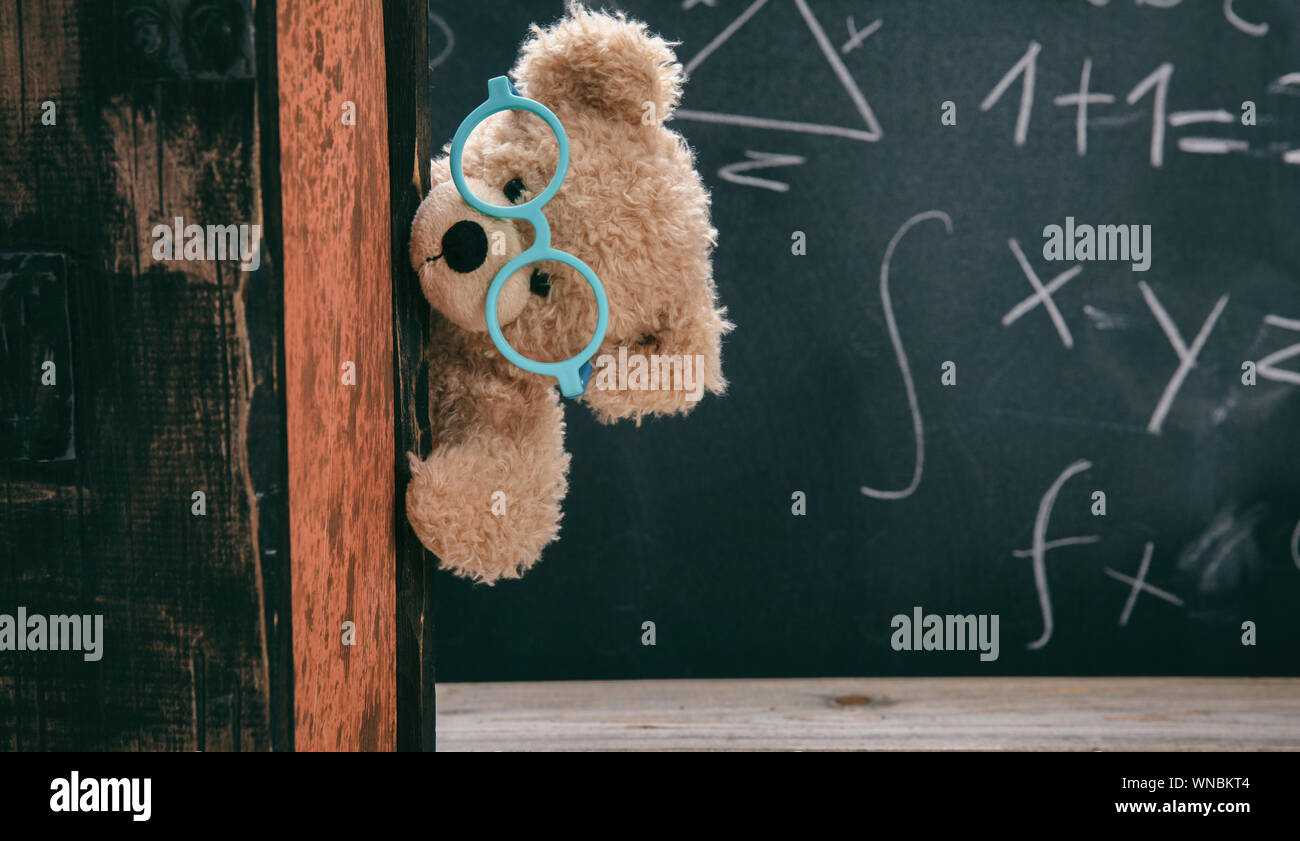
[406,331,570,583]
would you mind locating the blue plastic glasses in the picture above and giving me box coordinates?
[449,76,609,398]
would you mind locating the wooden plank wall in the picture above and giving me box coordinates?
[0,0,290,750]
[278,0,396,750]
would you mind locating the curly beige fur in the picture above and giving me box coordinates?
[407,5,731,583]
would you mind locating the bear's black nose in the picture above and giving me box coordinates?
[441,220,488,274]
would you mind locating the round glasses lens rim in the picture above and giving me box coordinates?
[450,97,569,217]
[483,250,610,378]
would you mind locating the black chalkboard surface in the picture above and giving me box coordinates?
[428,0,1300,680]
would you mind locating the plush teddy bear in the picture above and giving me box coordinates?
[406,5,731,584]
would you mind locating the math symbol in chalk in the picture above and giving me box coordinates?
[717,151,806,192]
[1168,108,1246,157]
[1001,238,1083,350]
[1224,0,1269,37]
[841,16,882,55]
[682,0,717,9]
[1127,64,1252,164]
[428,10,454,71]
[1125,63,1174,167]
[1139,282,1229,436]
[1290,519,1300,571]
[1052,58,1115,156]
[1257,314,1300,386]
[1269,72,1300,96]
[1090,1,1269,38]
[860,211,953,502]
[1104,542,1184,626]
[1012,459,1100,651]
[981,41,1288,165]
[1271,74,1300,164]
[676,0,884,142]
[981,41,1040,146]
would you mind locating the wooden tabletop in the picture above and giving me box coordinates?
[436,677,1300,751]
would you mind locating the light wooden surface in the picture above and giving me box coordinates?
[437,677,1300,751]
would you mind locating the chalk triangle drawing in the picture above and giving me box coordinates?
[675,0,883,142]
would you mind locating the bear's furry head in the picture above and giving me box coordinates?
[410,4,730,423]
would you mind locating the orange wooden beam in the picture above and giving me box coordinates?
[278,0,396,751]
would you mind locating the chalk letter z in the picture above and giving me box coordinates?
[717,151,807,193]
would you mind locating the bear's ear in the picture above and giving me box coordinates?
[429,153,450,188]
[512,4,684,127]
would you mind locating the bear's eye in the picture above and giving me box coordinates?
[503,178,526,204]
[529,268,551,297]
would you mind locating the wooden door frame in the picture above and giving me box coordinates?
[278,0,431,751]
[383,2,436,753]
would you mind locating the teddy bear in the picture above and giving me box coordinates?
[406,5,731,584]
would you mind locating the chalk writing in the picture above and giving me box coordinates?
[1167,109,1234,127]
[625,0,1300,647]
[1013,459,1099,650]
[1138,282,1229,435]
[860,210,953,501]
[1105,541,1185,626]
[976,51,1294,165]
[677,0,884,142]
[1001,238,1083,349]
[1053,58,1114,156]
[1223,0,1268,37]
[428,10,454,71]
[1257,314,1300,386]
[1127,63,1173,167]
[841,16,882,54]
[1177,137,1249,154]
[682,0,768,76]
[980,41,1040,147]
[1269,72,1300,94]
[717,151,806,192]
[674,2,1294,168]
[1087,0,1270,37]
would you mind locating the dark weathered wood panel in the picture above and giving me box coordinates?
[279,0,396,751]
[0,253,76,463]
[384,2,435,753]
[0,0,95,754]
[0,0,289,751]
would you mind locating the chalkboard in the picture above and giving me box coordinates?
[428,0,1300,680]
